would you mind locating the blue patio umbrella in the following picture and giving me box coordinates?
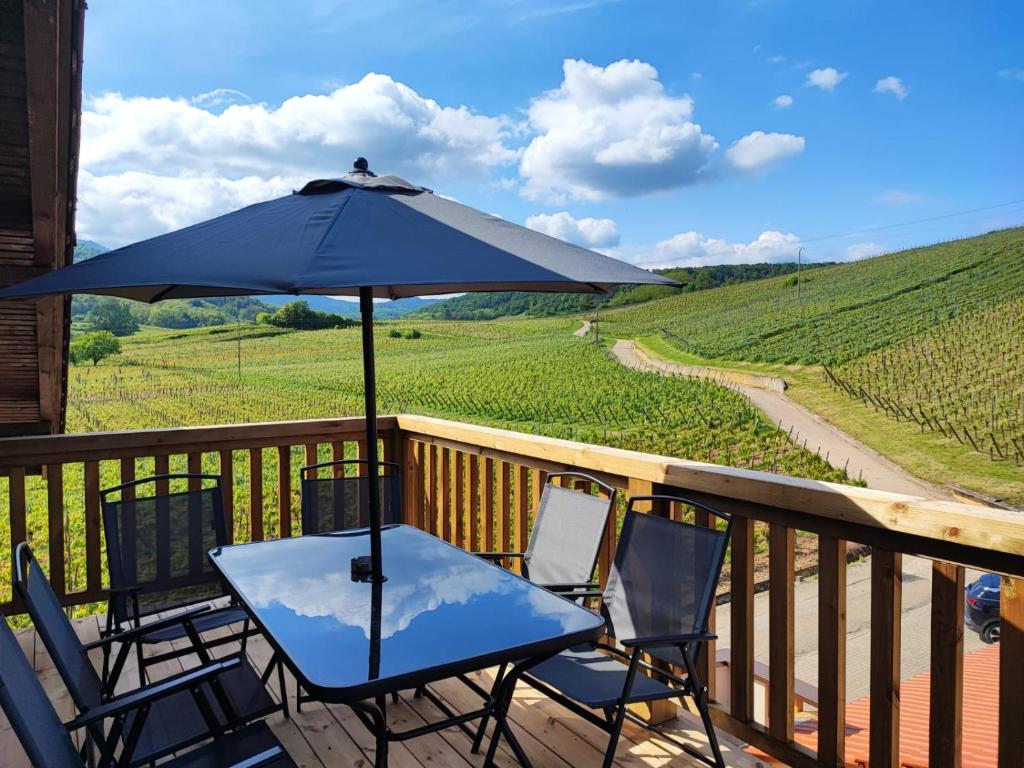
[0,159,676,582]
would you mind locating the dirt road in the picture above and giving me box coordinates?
[610,339,942,498]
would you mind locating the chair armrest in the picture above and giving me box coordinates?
[84,605,212,650]
[67,657,242,728]
[475,551,525,562]
[231,747,286,768]
[620,631,717,649]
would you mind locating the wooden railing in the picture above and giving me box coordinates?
[1,414,1022,768]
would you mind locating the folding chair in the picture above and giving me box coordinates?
[300,458,401,535]
[14,543,279,767]
[493,497,732,768]
[0,613,295,768]
[477,471,615,598]
[100,473,257,685]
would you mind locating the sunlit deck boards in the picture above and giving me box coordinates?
[0,613,766,768]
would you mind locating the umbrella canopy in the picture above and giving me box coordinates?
[0,164,674,303]
[0,160,676,583]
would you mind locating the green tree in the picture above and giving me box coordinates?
[70,331,121,365]
[87,298,139,336]
[259,300,355,330]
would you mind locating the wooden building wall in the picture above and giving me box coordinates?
[0,0,83,435]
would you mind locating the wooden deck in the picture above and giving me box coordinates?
[1,612,768,768]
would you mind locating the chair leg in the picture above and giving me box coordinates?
[240,617,250,654]
[601,648,643,768]
[682,644,725,768]
[136,640,146,686]
[276,657,290,720]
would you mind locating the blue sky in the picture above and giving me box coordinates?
[78,0,1023,266]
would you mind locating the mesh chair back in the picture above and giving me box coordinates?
[0,614,83,768]
[602,498,732,645]
[101,474,228,624]
[14,544,105,712]
[300,460,401,536]
[524,473,614,586]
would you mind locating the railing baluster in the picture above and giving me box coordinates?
[514,465,528,570]
[469,454,480,551]
[498,461,510,559]
[47,463,66,599]
[278,446,292,538]
[426,444,437,536]
[401,438,421,528]
[929,561,963,768]
[694,506,717,702]
[332,441,344,474]
[817,535,847,767]
[483,456,495,552]
[7,466,26,609]
[869,548,902,768]
[83,461,101,594]
[730,515,755,723]
[304,442,318,472]
[249,448,264,542]
[999,576,1024,768]
[219,450,234,544]
[187,453,201,490]
[455,451,465,548]
[440,447,452,542]
[768,524,794,740]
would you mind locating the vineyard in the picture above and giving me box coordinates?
[826,298,1024,464]
[602,228,1024,365]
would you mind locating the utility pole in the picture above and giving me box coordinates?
[797,247,803,304]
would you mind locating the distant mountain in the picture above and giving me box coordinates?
[410,262,828,320]
[258,295,441,319]
[74,240,108,261]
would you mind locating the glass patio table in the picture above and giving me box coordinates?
[209,524,606,767]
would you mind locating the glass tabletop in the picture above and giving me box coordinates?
[209,525,605,702]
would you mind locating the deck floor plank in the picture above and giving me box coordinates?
[0,614,750,768]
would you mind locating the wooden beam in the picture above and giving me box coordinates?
[730,515,755,723]
[277,446,292,538]
[929,561,963,768]
[869,549,902,768]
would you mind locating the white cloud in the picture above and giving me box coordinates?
[772,94,794,109]
[873,189,924,206]
[874,76,908,99]
[79,74,518,245]
[806,67,847,91]
[691,72,703,81]
[642,229,801,267]
[524,211,620,247]
[998,68,1024,82]
[191,88,251,110]
[844,242,884,261]
[519,59,718,202]
[725,131,805,171]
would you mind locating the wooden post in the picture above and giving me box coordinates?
[929,561,963,768]
[768,524,795,740]
[440,448,452,542]
[455,451,466,548]
[483,456,495,552]
[219,450,235,544]
[695,506,717,702]
[730,515,756,723]
[869,549,902,768]
[46,463,65,599]
[8,466,26,608]
[278,446,292,538]
[999,576,1024,768]
[249,448,264,542]
[83,461,101,594]
[817,535,847,767]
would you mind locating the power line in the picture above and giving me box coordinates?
[794,198,1024,247]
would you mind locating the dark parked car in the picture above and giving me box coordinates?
[965,573,1000,643]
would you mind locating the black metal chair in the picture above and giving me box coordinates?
[492,497,733,768]
[14,542,280,767]
[0,613,295,768]
[477,471,615,598]
[300,458,402,535]
[100,473,256,684]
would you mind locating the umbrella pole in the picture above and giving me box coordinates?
[360,286,385,583]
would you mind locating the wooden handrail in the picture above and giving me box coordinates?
[1,413,1021,768]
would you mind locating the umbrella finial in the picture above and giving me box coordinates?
[353,157,369,172]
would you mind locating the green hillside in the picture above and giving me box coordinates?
[411,263,826,320]
[603,228,1024,365]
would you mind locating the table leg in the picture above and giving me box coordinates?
[483,654,553,768]
[352,700,390,768]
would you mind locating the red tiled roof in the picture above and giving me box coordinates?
[766,644,1000,767]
